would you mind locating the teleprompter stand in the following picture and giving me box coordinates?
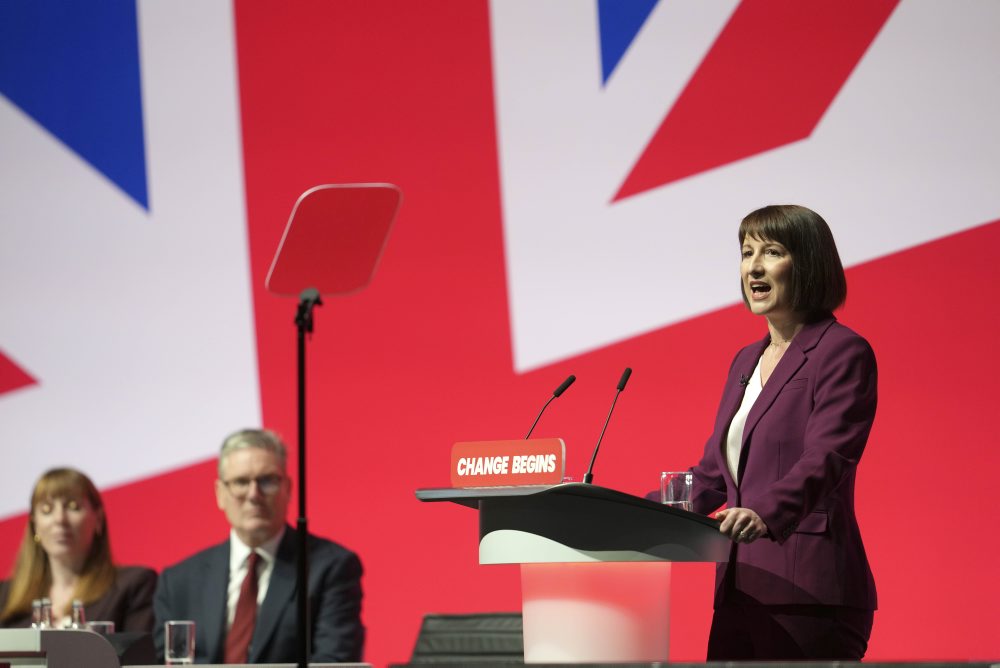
[266,183,402,668]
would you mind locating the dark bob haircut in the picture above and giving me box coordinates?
[739,204,847,316]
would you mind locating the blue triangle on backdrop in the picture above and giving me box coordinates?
[0,0,148,210]
[598,0,659,86]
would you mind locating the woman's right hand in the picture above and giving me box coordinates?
[716,507,768,544]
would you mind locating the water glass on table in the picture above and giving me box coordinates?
[165,620,196,665]
[86,620,115,635]
[660,471,693,511]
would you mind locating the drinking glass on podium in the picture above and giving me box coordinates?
[660,471,693,511]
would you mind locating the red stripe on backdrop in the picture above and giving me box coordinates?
[0,349,36,396]
[841,218,1000,660]
[234,2,520,666]
[615,0,900,200]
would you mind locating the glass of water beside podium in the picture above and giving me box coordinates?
[660,471,693,511]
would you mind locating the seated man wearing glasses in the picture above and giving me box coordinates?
[153,429,364,663]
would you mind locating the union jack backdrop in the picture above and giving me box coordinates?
[2,1,998,665]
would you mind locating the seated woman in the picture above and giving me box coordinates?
[0,468,156,631]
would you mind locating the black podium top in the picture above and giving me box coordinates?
[416,483,729,563]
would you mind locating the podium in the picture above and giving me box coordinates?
[416,482,730,664]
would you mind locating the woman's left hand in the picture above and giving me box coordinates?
[716,507,768,544]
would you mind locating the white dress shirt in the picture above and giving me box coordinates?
[225,527,285,629]
[725,356,765,484]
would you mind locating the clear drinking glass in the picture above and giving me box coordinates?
[660,471,693,511]
[87,620,116,635]
[165,620,196,665]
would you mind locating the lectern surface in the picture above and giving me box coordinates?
[417,482,728,563]
[416,482,716,523]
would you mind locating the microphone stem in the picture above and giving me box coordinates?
[584,389,621,484]
[525,394,556,439]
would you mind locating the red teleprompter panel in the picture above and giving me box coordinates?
[450,438,565,488]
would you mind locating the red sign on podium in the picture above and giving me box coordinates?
[450,438,565,487]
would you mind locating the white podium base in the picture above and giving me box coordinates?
[520,561,671,664]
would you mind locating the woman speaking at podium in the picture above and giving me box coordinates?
[0,468,156,631]
[690,205,877,660]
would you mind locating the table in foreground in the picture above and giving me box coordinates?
[0,627,370,668]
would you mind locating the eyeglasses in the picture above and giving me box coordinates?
[220,474,285,498]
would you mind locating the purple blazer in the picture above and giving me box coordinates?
[691,316,877,610]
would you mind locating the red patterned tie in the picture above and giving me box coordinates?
[225,551,261,664]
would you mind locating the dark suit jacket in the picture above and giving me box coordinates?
[0,565,157,631]
[153,528,364,664]
[691,317,878,609]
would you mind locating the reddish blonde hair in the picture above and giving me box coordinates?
[0,468,116,623]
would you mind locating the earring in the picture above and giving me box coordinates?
[33,534,41,544]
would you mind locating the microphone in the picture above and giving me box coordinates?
[617,367,632,391]
[739,374,750,387]
[553,375,576,398]
[525,375,576,439]
[583,368,632,484]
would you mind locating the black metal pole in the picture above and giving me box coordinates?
[294,288,321,668]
